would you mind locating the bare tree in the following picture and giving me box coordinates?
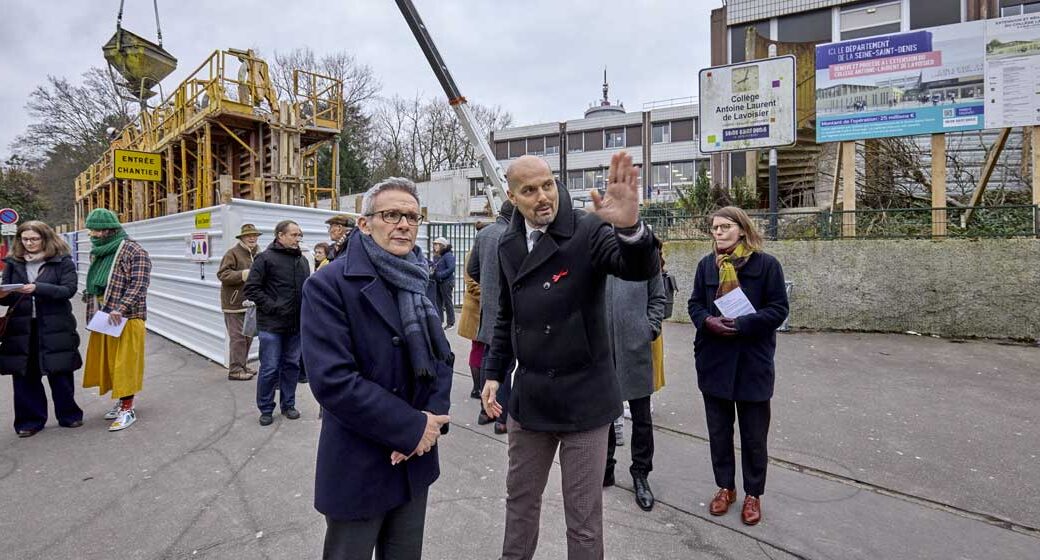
[14,67,134,161]
[269,48,381,110]
[370,93,512,182]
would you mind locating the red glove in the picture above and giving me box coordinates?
[705,316,738,336]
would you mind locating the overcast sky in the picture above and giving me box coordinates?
[0,0,714,161]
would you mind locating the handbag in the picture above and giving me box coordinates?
[241,301,258,338]
[0,295,26,339]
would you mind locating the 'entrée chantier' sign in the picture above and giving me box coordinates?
[113,149,162,181]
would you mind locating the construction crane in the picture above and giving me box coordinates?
[394,0,507,214]
[102,0,177,106]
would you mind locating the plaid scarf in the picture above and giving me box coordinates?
[715,242,753,299]
[359,232,450,381]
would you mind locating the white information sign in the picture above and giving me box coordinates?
[0,223,16,236]
[699,55,797,153]
[984,13,1040,128]
[188,232,210,263]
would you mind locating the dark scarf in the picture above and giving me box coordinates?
[359,232,450,381]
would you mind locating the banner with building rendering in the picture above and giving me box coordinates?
[815,20,985,143]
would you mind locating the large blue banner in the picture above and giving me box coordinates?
[815,21,985,143]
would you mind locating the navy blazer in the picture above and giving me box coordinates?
[301,230,453,521]
[687,251,789,402]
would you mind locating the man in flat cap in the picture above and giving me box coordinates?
[325,215,356,261]
[218,224,262,381]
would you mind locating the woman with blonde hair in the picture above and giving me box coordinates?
[0,221,83,437]
[687,206,788,526]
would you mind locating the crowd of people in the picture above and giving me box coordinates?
[0,149,788,560]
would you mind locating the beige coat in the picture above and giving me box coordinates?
[457,254,481,340]
[217,242,257,312]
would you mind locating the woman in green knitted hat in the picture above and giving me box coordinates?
[81,208,153,432]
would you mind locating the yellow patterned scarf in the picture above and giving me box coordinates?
[715,242,753,298]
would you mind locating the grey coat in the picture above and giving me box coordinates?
[467,213,509,345]
[606,273,667,401]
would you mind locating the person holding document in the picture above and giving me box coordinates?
[81,208,152,432]
[687,206,788,526]
[0,221,83,437]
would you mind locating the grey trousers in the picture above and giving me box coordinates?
[323,489,428,560]
[501,417,610,560]
[223,312,254,374]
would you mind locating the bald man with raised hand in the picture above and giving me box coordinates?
[482,152,660,559]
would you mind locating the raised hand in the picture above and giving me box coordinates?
[590,151,641,228]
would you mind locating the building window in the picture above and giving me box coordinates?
[671,119,695,143]
[470,179,487,198]
[777,8,832,43]
[545,135,560,155]
[583,130,603,152]
[911,0,961,29]
[840,1,902,40]
[652,164,671,190]
[605,128,625,149]
[494,141,508,160]
[508,139,526,159]
[567,171,584,190]
[671,161,696,190]
[1001,1,1040,16]
[567,132,584,153]
[730,20,770,63]
[626,125,642,147]
[527,137,545,156]
[652,122,670,144]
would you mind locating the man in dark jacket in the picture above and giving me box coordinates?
[244,220,310,426]
[302,177,452,559]
[482,152,659,559]
[431,237,455,328]
[466,199,515,433]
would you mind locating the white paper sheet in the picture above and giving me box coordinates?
[86,311,127,338]
[0,284,25,291]
[713,287,756,319]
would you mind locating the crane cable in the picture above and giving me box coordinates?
[115,0,164,47]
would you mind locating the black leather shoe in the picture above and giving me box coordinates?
[283,407,301,420]
[477,410,493,425]
[470,389,481,399]
[493,422,507,435]
[258,414,274,426]
[16,428,41,438]
[60,420,84,428]
[633,474,655,511]
[603,468,615,488]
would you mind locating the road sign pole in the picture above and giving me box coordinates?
[769,148,778,240]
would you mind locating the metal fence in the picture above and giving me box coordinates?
[643,205,1040,241]
[425,221,480,308]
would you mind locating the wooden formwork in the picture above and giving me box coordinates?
[75,49,342,228]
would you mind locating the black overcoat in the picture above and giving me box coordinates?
[687,251,789,402]
[0,255,82,376]
[244,241,310,334]
[483,183,660,432]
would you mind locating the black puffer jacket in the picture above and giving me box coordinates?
[0,255,83,375]
[243,241,310,333]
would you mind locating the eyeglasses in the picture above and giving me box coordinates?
[710,223,736,233]
[367,209,424,226]
[21,236,42,243]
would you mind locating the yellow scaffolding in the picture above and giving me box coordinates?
[75,48,343,227]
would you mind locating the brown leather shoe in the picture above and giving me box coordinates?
[709,488,737,516]
[228,370,252,381]
[741,495,762,525]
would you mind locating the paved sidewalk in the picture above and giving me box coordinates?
[0,317,1035,559]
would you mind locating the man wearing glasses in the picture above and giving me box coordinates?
[302,177,453,559]
[244,220,310,426]
[325,214,356,261]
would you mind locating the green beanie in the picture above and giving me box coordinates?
[85,208,122,230]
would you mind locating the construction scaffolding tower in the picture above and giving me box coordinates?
[75,48,343,227]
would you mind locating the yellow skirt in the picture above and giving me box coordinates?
[651,334,665,392]
[83,318,146,399]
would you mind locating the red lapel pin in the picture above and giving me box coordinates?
[552,269,569,283]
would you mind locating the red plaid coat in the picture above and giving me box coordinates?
[85,239,152,321]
